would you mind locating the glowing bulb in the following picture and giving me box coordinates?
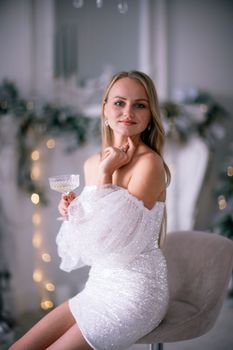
[31,150,40,161]
[45,282,55,292]
[42,253,51,262]
[40,299,54,310]
[32,232,42,248]
[32,212,41,225]
[218,195,227,210]
[31,193,40,204]
[227,166,233,177]
[31,164,41,180]
[46,138,56,149]
[33,269,43,282]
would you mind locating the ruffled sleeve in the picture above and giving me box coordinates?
[56,184,165,271]
[56,220,86,272]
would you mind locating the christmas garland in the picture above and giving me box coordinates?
[0,80,99,204]
[161,92,228,148]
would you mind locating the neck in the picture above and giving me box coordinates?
[113,134,141,148]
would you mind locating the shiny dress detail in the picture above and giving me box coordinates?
[56,185,169,350]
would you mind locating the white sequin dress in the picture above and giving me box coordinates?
[56,185,169,350]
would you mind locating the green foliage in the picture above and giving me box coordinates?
[0,80,98,204]
[161,92,228,148]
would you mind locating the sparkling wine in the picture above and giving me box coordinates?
[49,174,80,221]
[49,174,80,194]
[49,182,77,193]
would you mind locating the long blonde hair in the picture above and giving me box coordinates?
[101,71,170,248]
[101,70,171,186]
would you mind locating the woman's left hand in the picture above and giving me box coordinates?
[58,191,76,217]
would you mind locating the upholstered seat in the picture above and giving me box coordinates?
[137,231,233,349]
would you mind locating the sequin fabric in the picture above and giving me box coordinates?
[56,185,169,350]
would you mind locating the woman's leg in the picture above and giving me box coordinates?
[9,301,84,350]
[46,324,93,350]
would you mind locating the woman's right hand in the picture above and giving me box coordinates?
[98,137,136,184]
[58,191,76,217]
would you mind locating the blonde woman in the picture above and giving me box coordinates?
[11,71,170,350]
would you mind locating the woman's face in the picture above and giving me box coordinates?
[104,77,151,138]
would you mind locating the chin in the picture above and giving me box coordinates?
[117,130,137,138]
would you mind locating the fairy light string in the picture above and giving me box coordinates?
[30,140,56,310]
[217,165,233,211]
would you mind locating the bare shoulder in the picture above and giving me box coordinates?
[136,148,165,175]
[128,146,166,209]
[84,152,101,185]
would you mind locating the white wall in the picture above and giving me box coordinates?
[167,0,233,105]
[0,0,32,96]
[0,0,55,99]
[55,0,140,80]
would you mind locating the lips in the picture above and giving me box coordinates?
[119,120,137,125]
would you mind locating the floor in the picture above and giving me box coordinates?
[3,298,233,350]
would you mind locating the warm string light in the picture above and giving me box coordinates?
[31,164,41,180]
[30,140,56,310]
[31,193,40,205]
[46,138,56,149]
[227,166,233,177]
[40,299,54,310]
[218,195,227,210]
[31,150,40,161]
[217,165,232,211]
[45,282,56,292]
[32,212,41,226]
[32,230,42,248]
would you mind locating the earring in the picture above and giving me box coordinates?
[105,119,109,127]
[147,123,151,131]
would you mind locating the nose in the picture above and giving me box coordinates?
[123,104,134,119]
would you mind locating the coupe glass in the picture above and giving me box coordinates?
[49,174,80,220]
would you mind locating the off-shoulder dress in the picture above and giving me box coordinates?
[56,185,169,350]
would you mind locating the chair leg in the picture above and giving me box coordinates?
[149,343,163,350]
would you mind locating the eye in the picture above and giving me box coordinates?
[134,103,146,109]
[114,100,125,107]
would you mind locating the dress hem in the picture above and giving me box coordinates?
[68,299,99,350]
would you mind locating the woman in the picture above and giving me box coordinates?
[10,71,170,350]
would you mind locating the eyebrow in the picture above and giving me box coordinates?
[113,95,149,102]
